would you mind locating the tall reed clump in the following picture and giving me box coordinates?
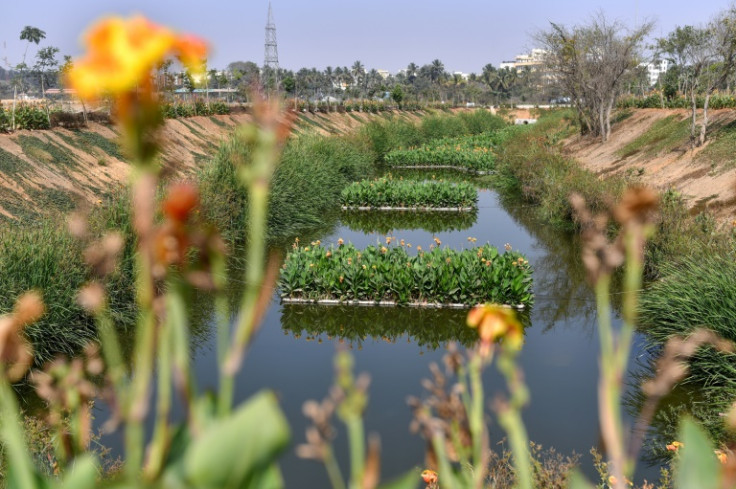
[0,223,93,363]
[0,191,137,364]
[199,132,373,243]
[638,254,736,436]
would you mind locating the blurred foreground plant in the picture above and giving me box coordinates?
[0,15,297,489]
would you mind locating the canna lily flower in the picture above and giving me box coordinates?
[715,449,728,464]
[421,469,438,486]
[68,15,207,100]
[666,441,683,452]
[467,304,523,356]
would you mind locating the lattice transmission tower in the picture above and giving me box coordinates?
[264,1,279,93]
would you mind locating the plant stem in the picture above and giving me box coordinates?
[347,417,366,489]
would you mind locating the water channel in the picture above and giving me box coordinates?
[96,176,658,486]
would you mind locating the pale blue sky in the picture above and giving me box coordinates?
[0,0,727,74]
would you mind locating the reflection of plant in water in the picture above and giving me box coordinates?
[498,193,599,332]
[340,209,478,234]
[281,305,533,349]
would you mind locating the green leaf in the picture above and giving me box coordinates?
[675,417,720,489]
[377,468,419,489]
[58,455,98,489]
[566,470,595,489]
[178,390,290,489]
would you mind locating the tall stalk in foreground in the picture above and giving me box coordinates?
[0,16,293,489]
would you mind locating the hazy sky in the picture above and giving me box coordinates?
[0,0,728,74]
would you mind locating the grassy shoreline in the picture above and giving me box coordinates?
[491,109,736,444]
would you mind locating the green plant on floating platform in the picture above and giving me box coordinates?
[278,239,533,307]
[383,129,518,172]
[340,176,478,209]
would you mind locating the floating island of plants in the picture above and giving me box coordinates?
[340,176,478,211]
[278,240,533,308]
[384,131,508,173]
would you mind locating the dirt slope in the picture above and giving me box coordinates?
[0,110,432,221]
[564,108,736,221]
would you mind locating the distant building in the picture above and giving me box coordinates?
[499,49,547,70]
[453,71,470,81]
[376,69,390,80]
[641,59,670,86]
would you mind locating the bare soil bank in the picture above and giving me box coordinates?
[0,110,432,220]
[564,108,736,221]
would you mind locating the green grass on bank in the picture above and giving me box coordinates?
[494,110,625,227]
[616,115,691,159]
[495,108,736,446]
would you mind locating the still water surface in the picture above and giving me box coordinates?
[90,184,657,487]
[179,187,653,487]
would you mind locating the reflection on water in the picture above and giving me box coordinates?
[281,304,532,349]
[341,209,477,234]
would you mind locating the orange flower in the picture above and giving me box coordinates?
[715,449,727,464]
[68,15,207,100]
[666,441,683,452]
[421,469,438,485]
[467,304,523,355]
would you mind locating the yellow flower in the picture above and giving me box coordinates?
[68,15,207,100]
[421,469,438,485]
[666,441,684,452]
[467,304,523,355]
[715,449,728,464]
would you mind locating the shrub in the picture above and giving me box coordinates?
[14,104,50,130]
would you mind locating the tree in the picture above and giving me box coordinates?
[538,14,653,142]
[34,46,59,99]
[657,8,736,146]
[34,45,59,125]
[391,84,404,107]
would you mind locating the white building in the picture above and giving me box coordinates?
[641,59,670,86]
[499,49,547,70]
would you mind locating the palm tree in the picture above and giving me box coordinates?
[406,62,418,85]
[430,59,445,86]
[351,60,365,98]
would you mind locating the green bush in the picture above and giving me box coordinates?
[340,176,477,208]
[14,105,50,130]
[279,241,533,306]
